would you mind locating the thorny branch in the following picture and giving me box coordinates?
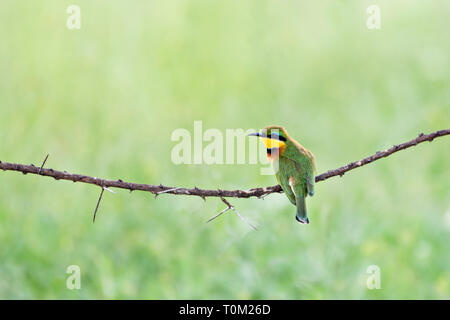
[207,197,258,230]
[0,129,449,226]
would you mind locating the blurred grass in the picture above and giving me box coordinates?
[0,0,449,299]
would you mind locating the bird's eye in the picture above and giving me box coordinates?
[269,131,286,141]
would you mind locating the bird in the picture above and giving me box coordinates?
[248,126,316,224]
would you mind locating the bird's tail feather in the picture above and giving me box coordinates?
[295,195,309,224]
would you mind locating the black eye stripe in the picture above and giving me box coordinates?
[268,133,286,141]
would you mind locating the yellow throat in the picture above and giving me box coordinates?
[260,137,286,149]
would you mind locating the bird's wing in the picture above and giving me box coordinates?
[306,175,314,197]
[283,158,309,223]
[275,170,296,206]
[284,148,315,197]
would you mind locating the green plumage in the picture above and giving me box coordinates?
[249,126,316,224]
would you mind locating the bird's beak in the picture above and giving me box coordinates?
[247,131,267,138]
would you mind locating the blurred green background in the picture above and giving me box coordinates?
[0,0,449,299]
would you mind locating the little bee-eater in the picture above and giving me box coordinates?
[248,126,316,224]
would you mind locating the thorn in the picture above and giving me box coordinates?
[92,187,105,223]
[231,206,258,231]
[118,179,123,182]
[154,187,181,198]
[258,193,269,200]
[103,187,116,194]
[206,206,231,223]
[38,154,49,175]
[219,197,257,231]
